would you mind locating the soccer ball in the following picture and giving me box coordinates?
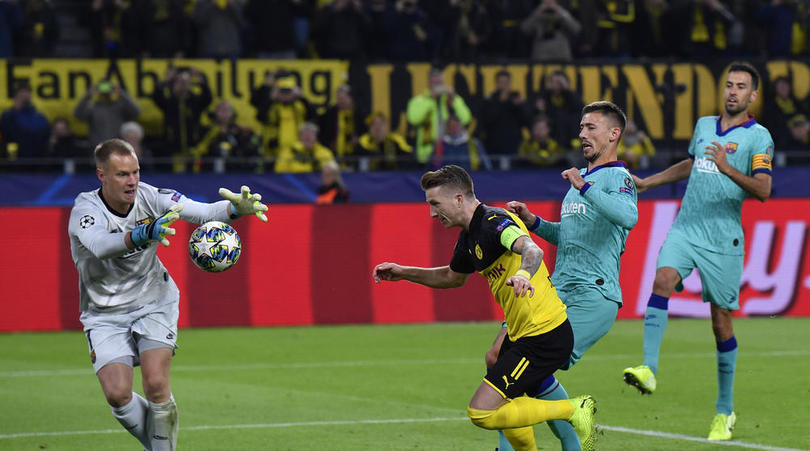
[188,221,241,272]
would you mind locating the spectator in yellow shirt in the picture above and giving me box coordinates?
[275,122,336,173]
[617,119,655,169]
[357,112,414,170]
[517,115,567,168]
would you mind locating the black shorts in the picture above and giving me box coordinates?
[483,319,574,399]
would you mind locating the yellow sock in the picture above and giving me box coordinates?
[467,397,573,429]
[502,426,536,451]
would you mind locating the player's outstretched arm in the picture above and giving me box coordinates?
[219,185,269,222]
[633,158,692,193]
[505,200,559,244]
[128,204,183,248]
[373,262,468,289]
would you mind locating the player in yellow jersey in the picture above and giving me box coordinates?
[372,165,598,451]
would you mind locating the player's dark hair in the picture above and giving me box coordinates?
[728,61,760,91]
[420,165,475,196]
[496,69,510,79]
[94,138,137,168]
[582,101,627,136]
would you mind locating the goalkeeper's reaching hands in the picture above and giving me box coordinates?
[131,204,183,247]
[219,185,269,222]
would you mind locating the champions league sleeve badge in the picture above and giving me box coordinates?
[79,215,95,229]
[620,176,634,194]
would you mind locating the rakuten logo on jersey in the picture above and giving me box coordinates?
[694,157,720,174]
[561,202,586,218]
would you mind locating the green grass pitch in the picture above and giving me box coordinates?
[1,318,808,450]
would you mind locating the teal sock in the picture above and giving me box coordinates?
[642,294,669,374]
[716,336,737,415]
[496,376,580,451]
[540,379,581,451]
[497,430,511,451]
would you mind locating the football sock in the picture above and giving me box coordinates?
[498,429,511,449]
[540,377,581,451]
[497,376,581,451]
[111,392,150,449]
[642,294,670,374]
[468,397,573,430]
[147,394,178,451]
[501,426,537,451]
[716,336,737,415]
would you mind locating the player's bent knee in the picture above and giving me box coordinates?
[141,375,170,402]
[104,386,133,407]
[652,269,680,295]
[467,406,497,429]
[99,376,133,407]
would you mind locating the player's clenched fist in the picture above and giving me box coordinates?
[372,262,405,283]
[561,167,586,190]
[505,200,537,226]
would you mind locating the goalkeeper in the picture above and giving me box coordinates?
[492,101,638,451]
[68,138,268,451]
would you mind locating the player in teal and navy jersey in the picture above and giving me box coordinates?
[622,62,773,441]
[490,101,638,451]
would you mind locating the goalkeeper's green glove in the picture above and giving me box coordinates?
[219,185,269,222]
[131,204,183,247]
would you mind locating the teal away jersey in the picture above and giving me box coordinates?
[533,161,638,305]
[671,116,774,255]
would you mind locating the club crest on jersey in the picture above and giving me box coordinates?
[171,191,182,202]
[79,215,95,229]
[475,243,483,260]
[496,218,513,231]
[137,217,152,226]
[724,142,738,154]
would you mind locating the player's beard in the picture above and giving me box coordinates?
[584,145,605,163]
[724,99,747,116]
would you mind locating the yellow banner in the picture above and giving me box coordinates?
[0,59,349,137]
[1,59,796,143]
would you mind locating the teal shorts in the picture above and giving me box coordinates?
[557,286,619,370]
[657,230,743,310]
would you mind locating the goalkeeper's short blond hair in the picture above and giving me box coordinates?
[94,138,137,169]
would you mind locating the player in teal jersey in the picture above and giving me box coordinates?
[491,101,638,451]
[622,62,773,441]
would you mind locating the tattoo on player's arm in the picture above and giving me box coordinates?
[512,236,543,276]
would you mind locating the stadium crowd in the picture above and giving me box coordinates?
[1,0,810,175]
[3,0,809,61]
